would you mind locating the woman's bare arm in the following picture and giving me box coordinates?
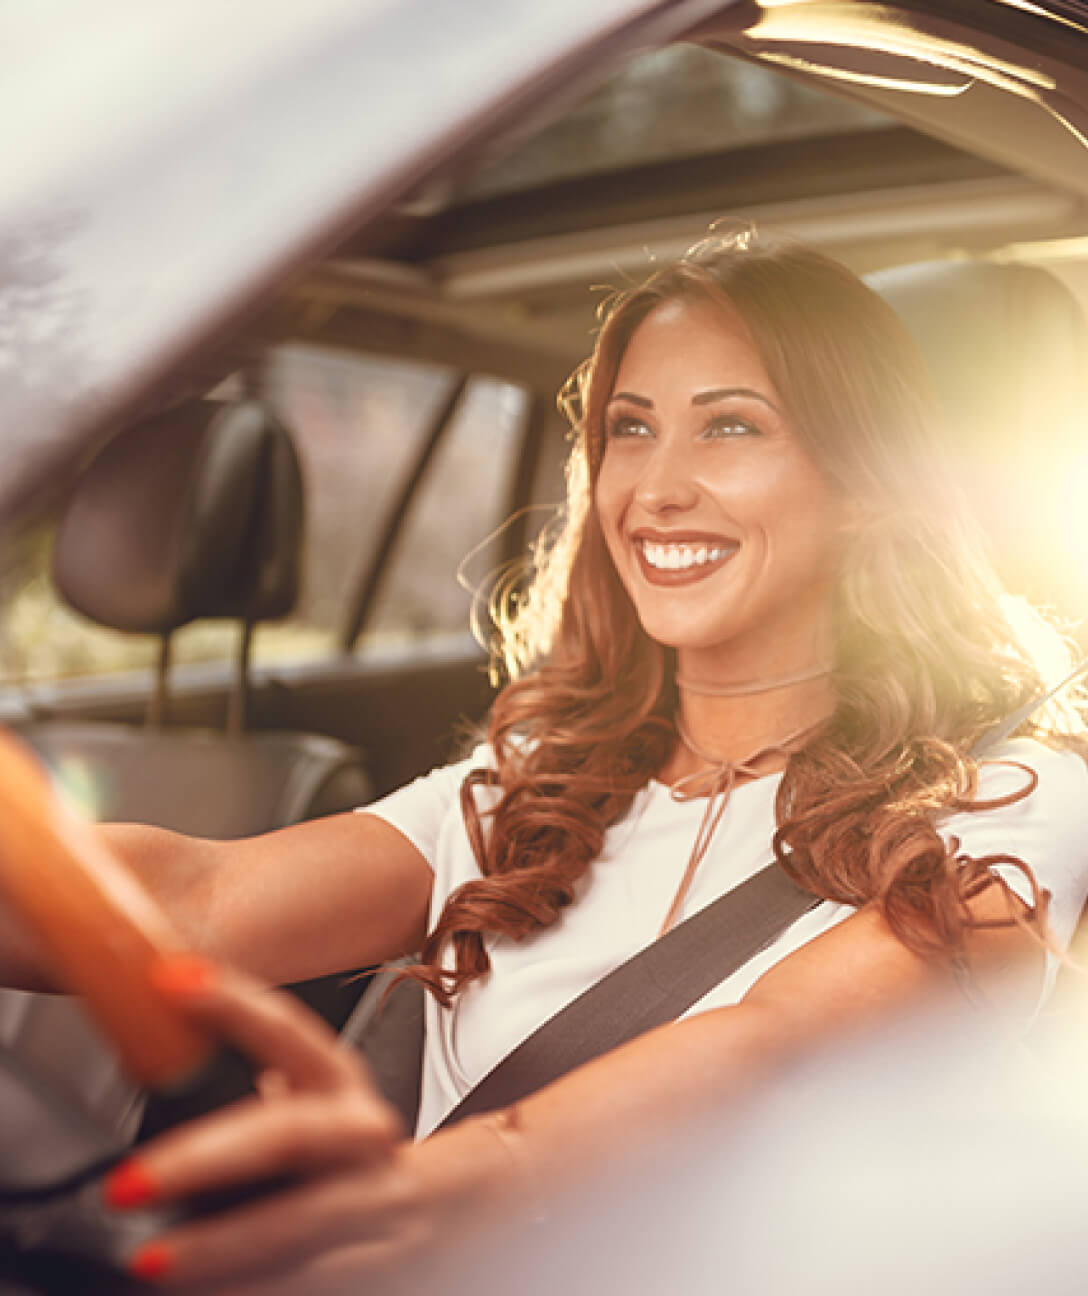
[442,888,1040,1200]
[104,814,434,985]
[112,887,1041,1289]
[0,812,433,991]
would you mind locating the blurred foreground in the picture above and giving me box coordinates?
[437,965,1088,1296]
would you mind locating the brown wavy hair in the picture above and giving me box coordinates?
[409,233,1086,1006]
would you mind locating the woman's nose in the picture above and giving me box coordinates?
[633,441,699,513]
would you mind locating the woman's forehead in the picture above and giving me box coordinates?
[611,297,777,399]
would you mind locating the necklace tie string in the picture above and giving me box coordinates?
[675,661,831,698]
[660,664,831,938]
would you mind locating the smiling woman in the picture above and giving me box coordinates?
[5,232,1088,1292]
[413,233,1088,1019]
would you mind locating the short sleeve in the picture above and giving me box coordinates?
[937,740,1088,1011]
[355,743,493,870]
[938,740,1088,946]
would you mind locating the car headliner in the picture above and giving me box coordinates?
[1,0,1086,532]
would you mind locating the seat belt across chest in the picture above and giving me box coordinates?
[437,862,818,1128]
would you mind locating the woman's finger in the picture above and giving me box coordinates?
[107,1087,400,1207]
[120,1156,426,1289]
[151,955,373,1094]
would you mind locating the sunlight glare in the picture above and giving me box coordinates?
[49,755,107,821]
[1042,443,1088,617]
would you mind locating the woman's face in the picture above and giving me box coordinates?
[595,296,851,678]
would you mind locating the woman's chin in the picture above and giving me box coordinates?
[637,616,744,658]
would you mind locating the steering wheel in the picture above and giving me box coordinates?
[0,728,213,1091]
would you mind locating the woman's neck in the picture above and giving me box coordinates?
[662,664,835,783]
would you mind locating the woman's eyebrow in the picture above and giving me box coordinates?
[693,386,780,412]
[609,391,653,409]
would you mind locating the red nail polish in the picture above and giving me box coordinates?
[151,953,216,997]
[128,1241,174,1281]
[102,1158,158,1209]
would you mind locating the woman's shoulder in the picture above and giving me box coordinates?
[940,737,1088,934]
[971,737,1088,817]
[937,741,1088,891]
[355,742,495,864]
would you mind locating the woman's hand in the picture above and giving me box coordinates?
[101,958,520,1292]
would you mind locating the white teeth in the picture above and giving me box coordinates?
[639,540,733,571]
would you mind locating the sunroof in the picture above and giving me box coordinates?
[459,45,892,200]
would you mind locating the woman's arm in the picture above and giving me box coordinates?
[103,814,434,985]
[0,813,433,991]
[106,887,1040,1289]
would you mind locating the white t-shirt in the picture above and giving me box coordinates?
[363,738,1088,1136]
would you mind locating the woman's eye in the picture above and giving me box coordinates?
[704,415,761,440]
[606,416,652,440]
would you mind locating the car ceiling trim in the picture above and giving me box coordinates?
[253,298,577,395]
[739,5,1058,92]
[988,0,1088,36]
[700,3,1088,198]
[292,259,577,371]
[427,176,1083,302]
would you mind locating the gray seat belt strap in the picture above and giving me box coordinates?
[972,657,1088,756]
[437,862,819,1129]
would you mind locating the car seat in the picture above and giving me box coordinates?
[866,257,1087,620]
[1,397,374,1138]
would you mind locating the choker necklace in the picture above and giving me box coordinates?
[658,713,815,939]
[675,662,832,698]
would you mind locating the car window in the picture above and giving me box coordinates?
[457,44,890,199]
[260,345,531,660]
[0,346,529,685]
[362,375,528,647]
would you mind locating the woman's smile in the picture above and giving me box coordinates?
[632,529,740,584]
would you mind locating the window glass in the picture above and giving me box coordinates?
[258,352,527,660]
[0,523,168,683]
[0,350,525,683]
[364,376,527,647]
[457,45,891,200]
[254,344,457,663]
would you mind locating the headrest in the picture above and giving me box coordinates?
[53,400,304,634]
[867,259,1088,610]
[867,259,1085,454]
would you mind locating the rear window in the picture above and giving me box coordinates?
[0,347,532,683]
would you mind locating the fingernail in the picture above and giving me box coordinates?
[151,953,217,997]
[102,1158,158,1210]
[127,1241,175,1281]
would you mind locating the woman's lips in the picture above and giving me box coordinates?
[632,535,739,586]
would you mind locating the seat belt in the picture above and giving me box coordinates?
[435,671,1088,1131]
[971,656,1088,756]
[437,862,818,1129]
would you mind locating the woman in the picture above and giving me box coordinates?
[4,234,1088,1290]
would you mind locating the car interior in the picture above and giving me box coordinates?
[0,0,1087,1212]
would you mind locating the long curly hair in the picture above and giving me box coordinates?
[409,234,1086,1006]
